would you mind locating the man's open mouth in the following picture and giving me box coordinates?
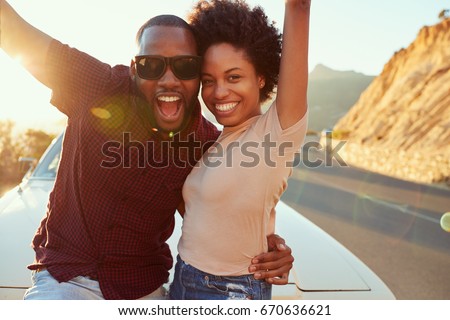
[157,95,182,119]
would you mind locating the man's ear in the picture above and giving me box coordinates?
[130,59,136,79]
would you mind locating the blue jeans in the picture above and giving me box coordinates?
[23,270,104,300]
[23,269,167,300]
[169,256,272,300]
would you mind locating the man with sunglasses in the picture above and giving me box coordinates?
[0,1,294,300]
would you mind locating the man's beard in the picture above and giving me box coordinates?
[133,82,196,136]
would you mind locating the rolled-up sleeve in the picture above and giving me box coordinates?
[45,40,113,118]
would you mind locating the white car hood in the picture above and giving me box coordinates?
[275,202,370,292]
[0,179,54,287]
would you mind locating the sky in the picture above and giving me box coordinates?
[0,0,449,132]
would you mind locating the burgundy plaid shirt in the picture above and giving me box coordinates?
[28,40,220,299]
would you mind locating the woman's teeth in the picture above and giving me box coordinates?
[215,102,238,112]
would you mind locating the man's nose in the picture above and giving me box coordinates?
[158,66,180,87]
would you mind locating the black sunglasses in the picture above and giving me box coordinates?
[134,55,202,80]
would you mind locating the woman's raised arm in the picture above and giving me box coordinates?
[275,0,311,129]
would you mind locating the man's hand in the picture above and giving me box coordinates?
[248,234,294,285]
[0,0,53,85]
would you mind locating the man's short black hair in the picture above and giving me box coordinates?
[136,15,194,45]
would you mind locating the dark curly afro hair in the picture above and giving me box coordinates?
[188,0,282,103]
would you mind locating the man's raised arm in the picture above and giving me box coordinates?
[0,0,53,86]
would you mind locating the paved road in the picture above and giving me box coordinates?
[281,151,450,299]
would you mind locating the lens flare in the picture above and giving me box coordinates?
[440,212,450,232]
[353,171,423,242]
[89,96,128,134]
[91,108,112,120]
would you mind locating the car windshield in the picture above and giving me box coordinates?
[30,133,63,179]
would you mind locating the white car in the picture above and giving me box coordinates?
[0,133,395,300]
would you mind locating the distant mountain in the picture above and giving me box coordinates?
[309,64,371,81]
[307,64,374,131]
[334,18,450,185]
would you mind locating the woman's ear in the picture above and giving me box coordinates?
[259,76,266,89]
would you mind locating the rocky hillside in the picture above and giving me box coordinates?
[333,18,450,185]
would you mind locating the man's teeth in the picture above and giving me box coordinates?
[215,103,238,112]
[158,96,181,102]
